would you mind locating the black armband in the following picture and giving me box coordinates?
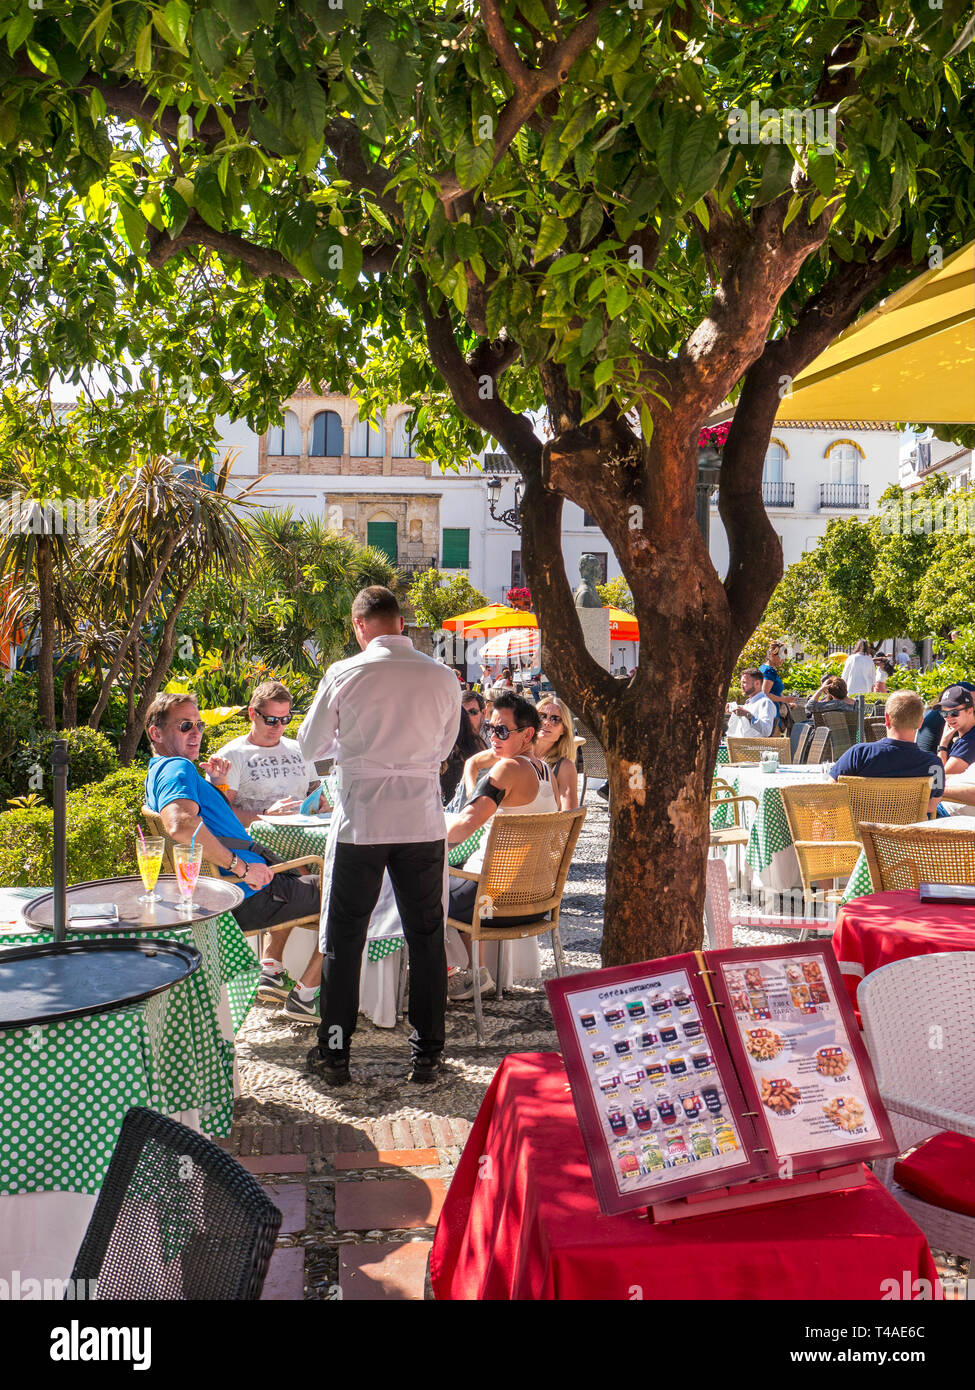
[471,772,505,806]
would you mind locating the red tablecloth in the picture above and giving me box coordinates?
[431,1052,937,1301]
[833,891,975,1019]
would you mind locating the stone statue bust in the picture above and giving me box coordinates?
[573,553,602,608]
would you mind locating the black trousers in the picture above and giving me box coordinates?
[318,840,447,1061]
[232,873,321,933]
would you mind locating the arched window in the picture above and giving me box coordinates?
[267,409,302,456]
[763,440,786,483]
[310,410,343,457]
[350,414,384,457]
[826,441,862,485]
[392,412,416,458]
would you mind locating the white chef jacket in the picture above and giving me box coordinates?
[297,634,461,845]
[727,692,778,739]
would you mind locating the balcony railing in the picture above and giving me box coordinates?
[762,481,794,507]
[820,483,869,509]
[397,543,438,577]
[483,451,519,474]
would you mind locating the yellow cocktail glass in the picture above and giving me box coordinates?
[136,836,165,903]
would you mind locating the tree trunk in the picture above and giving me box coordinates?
[118,589,189,764]
[61,663,78,728]
[35,538,57,732]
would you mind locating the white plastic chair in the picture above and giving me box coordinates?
[859,951,975,1262]
[703,859,835,950]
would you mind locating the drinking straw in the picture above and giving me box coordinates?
[190,820,202,850]
[137,824,146,853]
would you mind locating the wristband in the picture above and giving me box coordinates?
[228,852,239,873]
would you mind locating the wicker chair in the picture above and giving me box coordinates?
[709,777,757,883]
[141,806,322,939]
[725,736,792,764]
[859,953,975,1264]
[791,723,813,764]
[69,1107,282,1299]
[813,708,857,757]
[448,808,586,1044]
[859,821,975,892]
[779,784,861,906]
[806,726,833,764]
[704,858,835,947]
[572,718,607,802]
[837,776,933,832]
[864,717,888,743]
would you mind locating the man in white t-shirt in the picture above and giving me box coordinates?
[726,668,779,739]
[211,679,327,1017]
[214,680,323,823]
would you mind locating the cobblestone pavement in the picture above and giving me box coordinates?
[224,795,969,1300]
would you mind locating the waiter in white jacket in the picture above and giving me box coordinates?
[298,586,460,1086]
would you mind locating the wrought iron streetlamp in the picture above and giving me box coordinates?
[487,475,525,532]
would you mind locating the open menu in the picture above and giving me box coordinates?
[546,942,896,1217]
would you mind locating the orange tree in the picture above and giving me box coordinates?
[1,0,974,960]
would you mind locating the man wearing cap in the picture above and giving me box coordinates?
[935,686,975,774]
[828,690,944,815]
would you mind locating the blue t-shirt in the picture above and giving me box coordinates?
[759,663,783,697]
[915,681,975,754]
[945,727,975,768]
[145,756,266,897]
[830,739,945,797]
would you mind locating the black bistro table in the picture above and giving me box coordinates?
[0,874,255,1285]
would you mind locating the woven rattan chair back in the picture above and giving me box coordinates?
[838,776,933,831]
[780,784,861,897]
[142,805,221,879]
[69,1107,282,1300]
[476,809,585,910]
[864,717,887,743]
[859,822,975,892]
[806,727,833,763]
[820,710,856,757]
[792,724,813,764]
[725,736,792,764]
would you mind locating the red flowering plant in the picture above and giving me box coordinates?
[506,587,533,611]
[698,423,731,450]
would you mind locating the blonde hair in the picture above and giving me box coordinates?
[885,689,924,731]
[536,696,575,766]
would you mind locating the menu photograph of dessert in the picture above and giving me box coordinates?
[547,954,766,1214]
[710,944,897,1168]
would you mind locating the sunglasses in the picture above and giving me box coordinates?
[256,712,291,727]
[942,707,969,717]
[176,719,205,734]
[463,705,481,715]
[538,712,563,724]
[484,722,525,741]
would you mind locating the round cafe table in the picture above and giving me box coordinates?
[833,889,975,1021]
[0,874,256,1285]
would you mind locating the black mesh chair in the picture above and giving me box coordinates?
[70,1108,282,1300]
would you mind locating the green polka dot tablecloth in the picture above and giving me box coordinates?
[711,767,829,873]
[0,908,258,1195]
[840,850,874,904]
[717,745,729,765]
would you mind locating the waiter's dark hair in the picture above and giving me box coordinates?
[352,585,400,622]
[492,691,541,737]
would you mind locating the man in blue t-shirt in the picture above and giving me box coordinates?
[829,690,944,814]
[144,692,323,1022]
[934,685,975,774]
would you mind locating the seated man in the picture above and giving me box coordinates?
[144,692,323,1022]
[933,686,975,814]
[916,680,975,754]
[828,690,944,815]
[804,676,856,716]
[211,678,327,822]
[726,667,779,739]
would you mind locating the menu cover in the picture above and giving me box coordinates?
[546,943,897,1217]
[545,954,766,1215]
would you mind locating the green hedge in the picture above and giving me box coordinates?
[0,765,147,888]
[10,727,118,804]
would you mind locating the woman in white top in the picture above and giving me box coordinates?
[841,640,877,696]
[444,691,558,998]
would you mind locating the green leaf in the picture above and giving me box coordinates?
[677,118,714,194]
[295,69,328,140]
[807,148,835,198]
[0,103,17,145]
[508,278,533,324]
[639,403,654,444]
[533,214,566,264]
[163,0,190,48]
[605,281,629,318]
[656,107,682,196]
[593,358,614,390]
[755,143,794,207]
[579,195,603,248]
[222,0,260,40]
[455,138,492,190]
[118,197,146,251]
[192,9,226,75]
[134,21,152,72]
[485,277,509,340]
[5,9,33,55]
[782,191,805,231]
[579,314,602,359]
[338,235,362,289]
[249,105,299,156]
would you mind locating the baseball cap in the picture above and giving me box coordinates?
[940,685,975,713]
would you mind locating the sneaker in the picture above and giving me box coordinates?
[408,1055,443,1085]
[306,1046,350,1086]
[283,987,321,1023]
[257,969,294,1004]
[447,965,494,1002]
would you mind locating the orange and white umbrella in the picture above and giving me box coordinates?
[479,629,541,665]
